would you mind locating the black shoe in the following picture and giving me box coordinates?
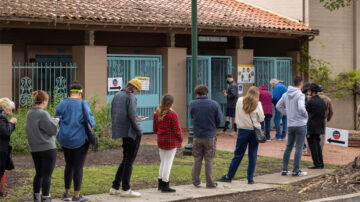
[161,181,176,193]
[206,182,218,188]
[158,178,164,191]
[61,193,72,201]
[218,175,232,183]
[248,180,255,184]
[308,165,321,169]
[72,195,88,202]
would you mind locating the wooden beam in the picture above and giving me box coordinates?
[85,30,95,46]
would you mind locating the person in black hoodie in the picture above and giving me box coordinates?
[0,98,17,196]
[306,83,327,169]
[221,75,238,135]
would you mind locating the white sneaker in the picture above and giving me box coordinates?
[292,170,308,177]
[120,190,141,197]
[230,131,237,136]
[109,188,122,195]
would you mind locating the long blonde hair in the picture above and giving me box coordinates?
[242,86,259,114]
[157,94,174,120]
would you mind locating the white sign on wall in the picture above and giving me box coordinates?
[135,77,150,91]
[325,127,349,147]
[108,77,123,92]
[238,65,255,83]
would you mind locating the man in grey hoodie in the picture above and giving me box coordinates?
[276,76,308,177]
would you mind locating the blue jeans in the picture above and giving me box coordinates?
[282,126,307,172]
[274,108,287,139]
[227,129,258,181]
[261,115,272,140]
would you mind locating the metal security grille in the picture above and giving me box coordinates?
[107,54,162,133]
[186,56,233,128]
[12,63,77,108]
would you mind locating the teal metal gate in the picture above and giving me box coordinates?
[107,54,162,133]
[254,57,292,94]
[186,56,232,127]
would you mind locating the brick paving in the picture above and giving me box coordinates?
[142,130,360,165]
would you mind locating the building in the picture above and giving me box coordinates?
[0,0,317,132]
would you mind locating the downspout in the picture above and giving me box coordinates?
[354,1,358,129]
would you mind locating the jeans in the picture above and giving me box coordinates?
[227,129,258,181]
[282,126,307,172]
[307,134,324,167]
[31,149,57,196]
[112,136,141,191]
[274,108,287,139]
[261,115,272,140]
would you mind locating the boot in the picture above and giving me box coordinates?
[41,195,51,202]
[158,178,163,191]
[34,193,41,202]
[161,181,176,193]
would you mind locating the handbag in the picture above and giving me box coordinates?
[81,101,98,152]
[249,114,266,143]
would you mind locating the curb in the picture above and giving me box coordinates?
[306,192,360,202]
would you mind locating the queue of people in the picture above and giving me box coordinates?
[0,75,334,201]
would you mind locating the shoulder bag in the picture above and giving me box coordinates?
[81,101,98,151]
[249,113,266,143]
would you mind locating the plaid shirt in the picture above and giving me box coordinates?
[153,109,183,150]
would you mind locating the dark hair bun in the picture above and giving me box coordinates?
[32,90,49,105]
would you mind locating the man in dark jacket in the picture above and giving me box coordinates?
[110,78,143,197]
[306,83,327,169]
[221,75,238,135]
[190,85,222,188]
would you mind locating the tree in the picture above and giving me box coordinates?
[320,0,358,11]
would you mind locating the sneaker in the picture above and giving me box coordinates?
[266,139,271,142]
[120,190,141,198]
[281,170,291,176]
[218,131,226,135]
[292,170,308,177]
[72,195,88,202]
[271,138,280,141]
[206,182,218,188]
[109,187,122,195]
[61,193,72,201]
[230,131,237,136]
[248,180,255,184]
[218,175,232,183]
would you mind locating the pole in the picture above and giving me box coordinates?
[183,0,198,155]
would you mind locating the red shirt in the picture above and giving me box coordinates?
[153,109,183,150]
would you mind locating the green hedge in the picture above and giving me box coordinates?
[9,97,121,154]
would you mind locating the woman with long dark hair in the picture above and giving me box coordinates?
[153,94,183,193]
[56,82,95,202]
[219,86,264,184]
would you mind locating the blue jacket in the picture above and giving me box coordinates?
[189,96,222,138]
[272,83,287,105]
[55,98,96,149]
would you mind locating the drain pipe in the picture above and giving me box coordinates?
[353,1,358,129]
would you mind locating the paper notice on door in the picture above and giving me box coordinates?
[135,77,150,91]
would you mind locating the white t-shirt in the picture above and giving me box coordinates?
[235,97,265,130]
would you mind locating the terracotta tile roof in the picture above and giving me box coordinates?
[0,0,315,34]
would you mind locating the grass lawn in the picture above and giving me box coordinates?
[4,150,339,201]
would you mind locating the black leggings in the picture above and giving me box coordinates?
[31,149,57,196]
[62,142,89,191]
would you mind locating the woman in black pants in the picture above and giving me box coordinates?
[26,91,59,202]
[0,98,17,197]
[55,82,95,202]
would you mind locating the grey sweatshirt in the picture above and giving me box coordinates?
[26,107,59,152]
[276,86,308,127]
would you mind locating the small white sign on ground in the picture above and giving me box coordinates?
[108,77,123,92]
[238,84,243,95]
[325,127,348,147]
[135,77,150,91]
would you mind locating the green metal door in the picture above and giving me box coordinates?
[107,54,162,133]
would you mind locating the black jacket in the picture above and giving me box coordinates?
[226,81,238,108]
[0,109,15,153]
[306,95,326,134]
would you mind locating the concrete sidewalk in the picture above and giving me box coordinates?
[52,169,334,202]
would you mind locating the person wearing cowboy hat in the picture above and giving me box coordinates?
[109,78,144,197]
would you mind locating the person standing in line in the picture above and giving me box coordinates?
[189,85,222,188]
[220,75,238,135]
[26,91,59,202]
[109,79,144,197]
[218,86,264,184]
[259,85,273,141]
[56,82,96,202]
[301,82,311,156]
[306,83,327,169]
[276,76,308,177]
[153,94,183,193]
[318,86,333,151]
[0,98,16,197]
[270,79,287,140]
